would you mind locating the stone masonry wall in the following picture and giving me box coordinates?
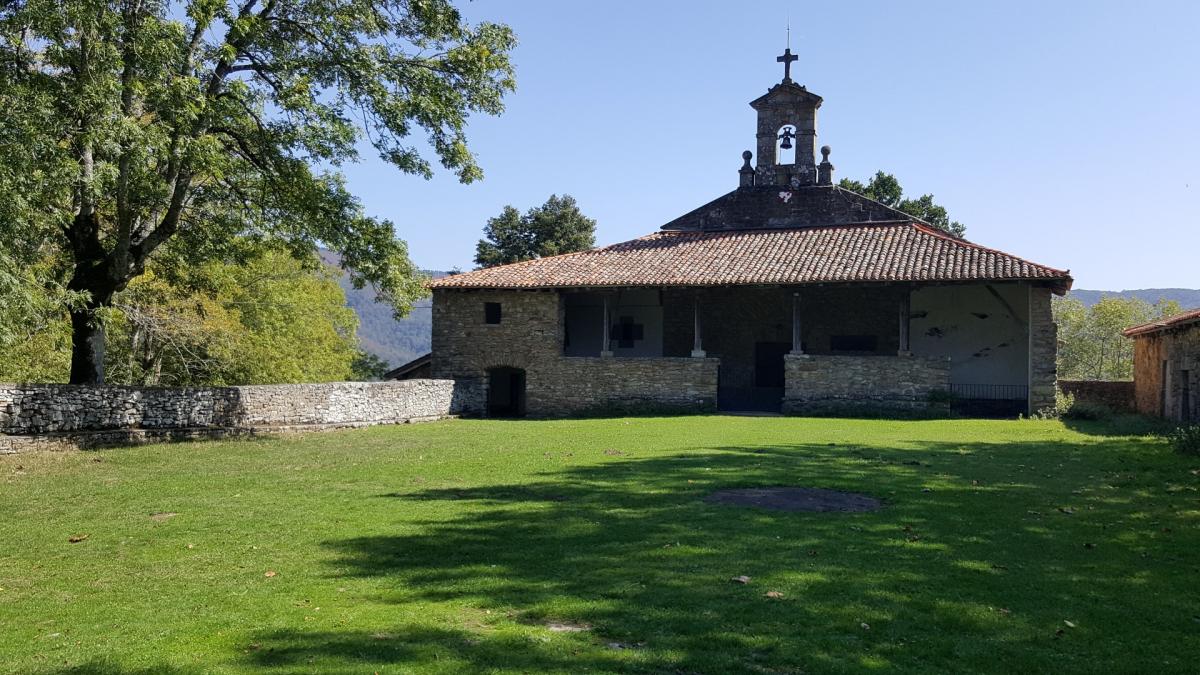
[1027,286,1059,414]
[0,380,479,454]
[532,357,718,416]
[1058,380,1136,413]
[1132,326,1200,421]
[783,354,951,414]
[432,289,717,416]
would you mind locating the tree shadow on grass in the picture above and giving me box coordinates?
[1062,414,1177,437]
[245,435,1195,673]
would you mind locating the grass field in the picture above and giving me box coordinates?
[1,416,1198,674]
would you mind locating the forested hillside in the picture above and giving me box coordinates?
[1070,288,1200,309]
[321,251,445,369]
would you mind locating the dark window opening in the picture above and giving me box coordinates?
[610,316,645,349]
[484,302,502,324]
[830,335,878,353]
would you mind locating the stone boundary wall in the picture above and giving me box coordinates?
[530,357,719,416]
[783,354,951,414]
[0,380,482,454]
[1059,380,1136,413]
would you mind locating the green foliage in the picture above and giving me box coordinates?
[474,194,596,268]
[106,248,360,385]
[839,171,965,237]
[1064,400,1112,421]
[1054,295,1183,380]
[1029,390,1076,420]
[350,351,392,381]
[0,0,516,381]
[0,253,78,382]
[3,246,362,385]
[3,418,1198,673]
[1170,425,1200,456]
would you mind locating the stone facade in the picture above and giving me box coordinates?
[782,354,951,414]
[432,288,718,416]
[433,283,1061,418]
[1130,324,1200,421]
[0,380,477,454]
[1027,286,1059,413]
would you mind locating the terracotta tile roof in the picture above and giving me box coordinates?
[1123,308,1200,337]
[432,222,1072,292]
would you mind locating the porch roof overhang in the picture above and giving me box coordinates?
[432,222,1073,294]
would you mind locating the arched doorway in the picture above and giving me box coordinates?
[487,367,527,417]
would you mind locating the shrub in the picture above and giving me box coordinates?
[1170,425,1200,456]
[1030,391,1075,420]
[1029,391,1111,421]
[1063,400,1112,421]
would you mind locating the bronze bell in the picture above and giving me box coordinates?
[778,126,795,150]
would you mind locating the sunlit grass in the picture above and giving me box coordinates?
[1,416,1197,673]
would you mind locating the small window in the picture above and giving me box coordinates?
[484,302,502,324]
[830,335,878,353]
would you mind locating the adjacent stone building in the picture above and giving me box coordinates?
[1124,308,1200,422]
[430,55,1072,417]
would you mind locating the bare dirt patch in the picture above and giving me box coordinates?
[704,487,882,513]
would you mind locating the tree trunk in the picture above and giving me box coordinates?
[69,303,106,384]
[66,210,120,385]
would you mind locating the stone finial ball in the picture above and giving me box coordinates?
[821,145,832,158]
[742,150,753,160]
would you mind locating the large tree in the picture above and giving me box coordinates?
[0,0,516,383]
[839,171,965,237]
[474,194,596,268]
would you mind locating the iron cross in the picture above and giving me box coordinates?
[777,48,798,83]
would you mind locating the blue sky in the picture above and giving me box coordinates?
[340,1,1199,291]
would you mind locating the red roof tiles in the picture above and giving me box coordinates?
[431,222,1072,292]
[1123,308,1200,337]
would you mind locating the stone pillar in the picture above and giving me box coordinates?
[817,146,834,185]
[600,294,613,357]
[898,291,912,356]
[1027,285,1058,414]
[790,292,804,355]
[691,293,706,358]
[738,151,755,188]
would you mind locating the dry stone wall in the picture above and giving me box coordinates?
[0,379,480,454]
[1058,380,1136,413]
[783,354,951,414]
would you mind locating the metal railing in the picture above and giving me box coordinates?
[950,383,1029,401]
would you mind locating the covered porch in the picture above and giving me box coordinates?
[561,283,1040,414]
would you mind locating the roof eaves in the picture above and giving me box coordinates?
[1123,308,1200,337]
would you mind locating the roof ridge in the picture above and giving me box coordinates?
[430,222,1074,291]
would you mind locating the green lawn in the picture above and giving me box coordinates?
[2,416,1198,674]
